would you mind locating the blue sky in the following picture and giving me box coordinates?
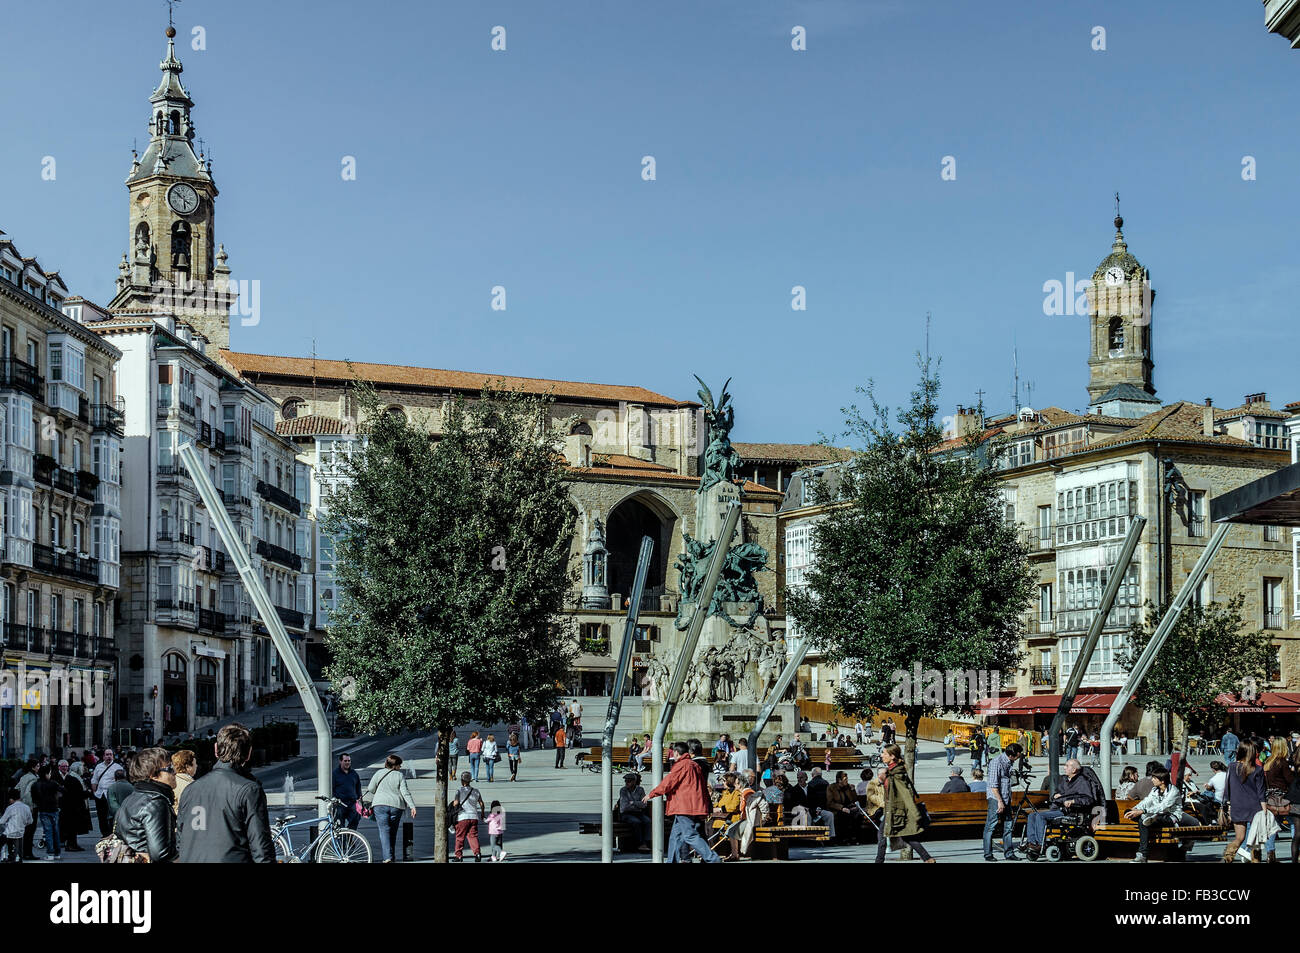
[1,1,1296,442]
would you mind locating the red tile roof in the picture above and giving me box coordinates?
[222,350,690,407]
[732,442,852,463]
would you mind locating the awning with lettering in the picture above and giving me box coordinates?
[976,692,1123,716]
[1215,691,1300,714]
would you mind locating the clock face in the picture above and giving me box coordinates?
[167,182,200,215]
[1104,266,1124,287]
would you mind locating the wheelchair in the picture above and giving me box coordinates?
[1038,810,1101,862]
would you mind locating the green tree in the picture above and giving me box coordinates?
[323,383,577,861]
[1119,595,1272,754]
[786,362,1034,784]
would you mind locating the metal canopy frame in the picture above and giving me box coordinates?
[600,535,653,863]
[178,443,333,815]
[1097,462,1300,792]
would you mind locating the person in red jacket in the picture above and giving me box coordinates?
[643,741,720,863]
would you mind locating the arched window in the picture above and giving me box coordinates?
[134,222,151,258]
[385,405,406,421]
[164,652,186,676]
[280,397,303,420]
[168,110,181,135]
[570,421,593,436]
[1107,317,1124,353]
[171,221,191,270]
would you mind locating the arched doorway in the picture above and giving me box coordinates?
[605,493,676,609]
[163,652,188,733]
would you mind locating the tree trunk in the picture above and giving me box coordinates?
[434,726,450,863]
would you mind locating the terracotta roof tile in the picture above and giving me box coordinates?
[275,414,350,437]
[732,442,852,463]
[1214,402,1291,421]
[1083,402,1259,452]
[589,453,674,471]
[222,350,689,407]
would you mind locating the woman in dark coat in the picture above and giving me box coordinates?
[875,743,936,864]
[1222,740,1267,863]
[113,747,178,863]
[57,760,90,851]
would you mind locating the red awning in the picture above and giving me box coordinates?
[976,693,1123,716]
[1215,691,1300,714]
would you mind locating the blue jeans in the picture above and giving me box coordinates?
[982,799,1014,858]
[38,813,60,857]
[485,757,495,781]
[946,747,955,765]
[469,753,481,781]
[1026,808,1064,848]
[668,814,719,863]
[373,805,401,862]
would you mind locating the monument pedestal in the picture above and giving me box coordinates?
[642,701,797,748]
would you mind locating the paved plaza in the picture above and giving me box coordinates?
[24,695,1283,864]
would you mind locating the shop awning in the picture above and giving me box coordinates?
[1215,691,1300,714]
[976,692,1123,716]
[573,654,617,672]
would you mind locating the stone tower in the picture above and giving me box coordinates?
[108,26,235,348]
[1086,208,1155,403]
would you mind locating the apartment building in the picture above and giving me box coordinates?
[0,234,123,758]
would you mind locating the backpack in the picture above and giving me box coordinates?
[1079,766,1106,807]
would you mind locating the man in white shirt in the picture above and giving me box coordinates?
[728,738,752,775]
[89,749,117,836]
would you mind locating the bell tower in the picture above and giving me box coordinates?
[109,25,235,348]
[1086,200,1155,403]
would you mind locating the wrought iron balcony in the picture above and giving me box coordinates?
[32,543,99,582]
[157,463,188,484]
[91,399,125,435]
[75,470,98,500]
[255,538,302,571]
[2,624,43,654]
[213,429,226,453]
[1266,610,1284,630]
[0,357,45,402]
[256,479,302,516]
[94,636,116,661]
[53,468,76,494]
[274,605,305,629]
[1029,664,1057,687]
[197,421,212,446]
[581,637,611,656]
[198,608,227,633]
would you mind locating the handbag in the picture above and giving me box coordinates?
[95,822,149,864]
[1266,788,1290,816]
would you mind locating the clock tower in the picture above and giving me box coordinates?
[1086,207,1155,403]
[109,26,235,349]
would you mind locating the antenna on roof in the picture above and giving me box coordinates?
[1025,381,1034,409]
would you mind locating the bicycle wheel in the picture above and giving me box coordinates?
[316,828,372,863]
[273,834,296,863]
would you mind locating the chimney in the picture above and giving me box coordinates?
[1203,398,1214,437]
[1244,392,1269,409]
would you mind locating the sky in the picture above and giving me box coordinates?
[1,0,1297,443]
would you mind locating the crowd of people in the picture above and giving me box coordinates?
[611,732,936,863]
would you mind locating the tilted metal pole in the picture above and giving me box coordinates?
[178,442,333,817]
[746,638,811,758]
[651,500,742,863]
[1098,521,1231,792]
[1048,516,1146,796]
[602,535,653,863]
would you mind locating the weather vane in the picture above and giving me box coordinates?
[1114,191,1120,217]
[166,0,182,29]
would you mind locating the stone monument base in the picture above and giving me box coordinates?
[641,701,798,748]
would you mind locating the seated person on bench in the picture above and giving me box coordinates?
[631,734,652,772]
[1025,758,1098,860]
[618,772,651,850]
[1124,767,1188,863]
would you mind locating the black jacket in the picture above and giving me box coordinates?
[940,777,970,794]
[807,776,829,811]
[1052,771,1097,810]
[32,778,62,813]
[177,761,275,863]
[114,780,178,863]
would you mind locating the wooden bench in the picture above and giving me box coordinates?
[868,790,1050,832]
[1090,799,1227,859]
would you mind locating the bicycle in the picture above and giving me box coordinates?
[271,796,373,863]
